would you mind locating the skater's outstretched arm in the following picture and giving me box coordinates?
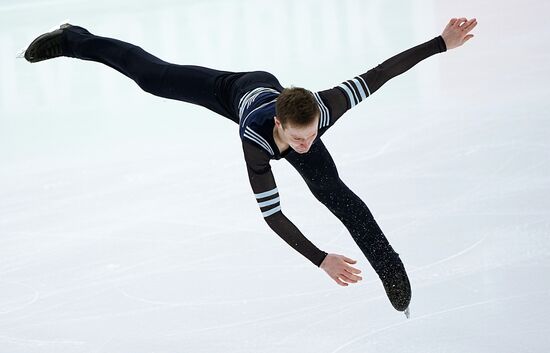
[242,142,328,267]
[312,17,478,129]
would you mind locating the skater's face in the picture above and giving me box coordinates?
[277,114,319,154]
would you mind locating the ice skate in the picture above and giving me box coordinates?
[378,257,412,312]
[23,23,73,63]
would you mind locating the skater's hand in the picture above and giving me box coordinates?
[320,254,363,286]
[441,17,477,50]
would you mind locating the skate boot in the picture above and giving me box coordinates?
[378,256,411,313]
[23,23,73,63]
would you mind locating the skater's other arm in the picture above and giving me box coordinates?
[242,142,364,286]
[315,17,478,126]
[242,142,328,267]
[242,143,364,286]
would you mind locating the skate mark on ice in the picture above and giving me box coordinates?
[0,335,84,348]
[3,252,228,330]
[340,119,437,165]
[408,233,488,275]
[156,297,346,338]
[119,282,343,308]
[0,281,40,314]
[278,292,389,345]
[329,290,550,353]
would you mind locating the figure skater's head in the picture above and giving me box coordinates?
[275,87,320,154]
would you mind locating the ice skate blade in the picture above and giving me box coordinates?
[404,306,410,319]
[16,48,26,59]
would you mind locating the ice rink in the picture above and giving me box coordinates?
[1,0,549,352]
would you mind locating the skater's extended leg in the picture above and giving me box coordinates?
[24,24,234,118]
[285,140,411,311]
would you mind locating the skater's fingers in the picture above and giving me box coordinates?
[346,267,363,280]
[342,256,357,264]
[333,276,348,287]
[465,20,477,33]
[345,266,362,275]
[461,19,477,33]
[343,270,362,282]
[462,34,475,44]
[445,18,457,30]
[339,272,359,284]
[454,17,467,28]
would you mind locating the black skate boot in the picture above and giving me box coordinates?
[24,23,73,63]
[378,256,411,313]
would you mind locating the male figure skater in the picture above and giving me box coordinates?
[22,17,477,314]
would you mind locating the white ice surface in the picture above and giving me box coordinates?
[1,0,550,352]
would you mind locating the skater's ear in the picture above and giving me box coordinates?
[274,116,283,128]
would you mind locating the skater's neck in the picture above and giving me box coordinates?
[273,124,290,155]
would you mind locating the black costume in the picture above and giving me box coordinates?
[28,24,448,311]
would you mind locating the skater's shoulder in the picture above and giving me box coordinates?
[242,139,273,166]
[237,87,286,160]
[239,100,278,159]
[240,119,276,158]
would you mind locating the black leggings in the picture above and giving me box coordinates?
[63,25,399,272]
[285,140,398,273]
[62,25,283,123]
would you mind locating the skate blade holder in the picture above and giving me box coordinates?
[16,18,71,58]
[404,306,410,319]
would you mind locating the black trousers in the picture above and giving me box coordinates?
[63,25,283,124]
[63,26,399,273]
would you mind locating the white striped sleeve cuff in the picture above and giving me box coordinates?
[254,187,281,218]
[313,92,330,129]
[338,76,371,108]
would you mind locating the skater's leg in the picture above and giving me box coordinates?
[24,24,284,121]
[285,140,411,311]
[62,25,234,118]
[285,140,397,270]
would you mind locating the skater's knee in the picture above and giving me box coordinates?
[308,175,344,192]
[134,63,169,94]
